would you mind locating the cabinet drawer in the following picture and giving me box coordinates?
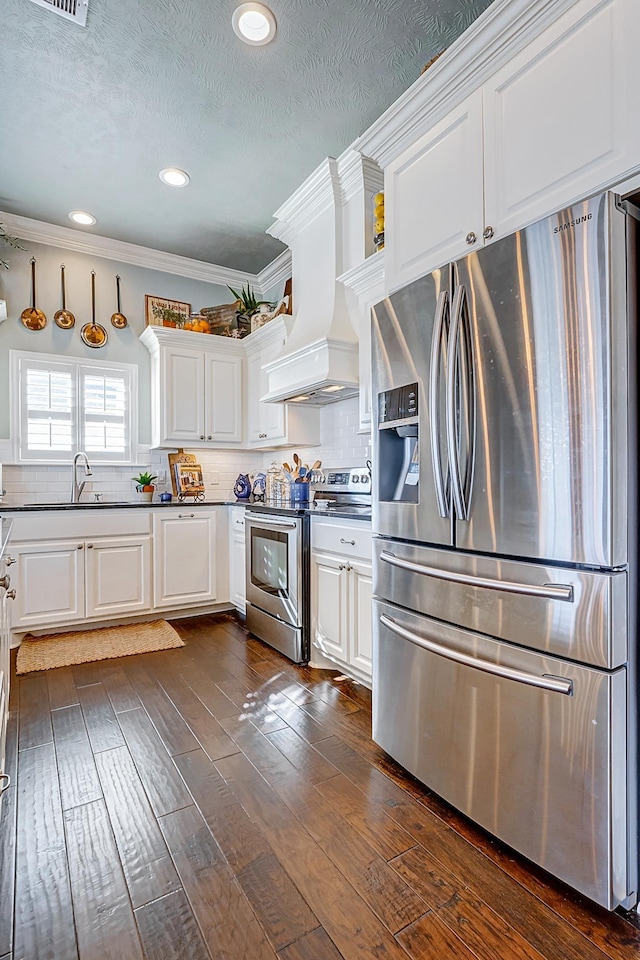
[6,510,151,542]
[311,519,372,559]
[229,507,246,531]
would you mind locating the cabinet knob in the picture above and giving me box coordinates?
[0,773,10,796]
[4,556,16,566]
[340,538,356,546]
[339,563,345,571]
[0,575,9,589]
[466,231,477,245]
[207,435,212,440]
[77,544,84,550]
[87,544,94,549]
[483,225,495,240]
[259,433,267,439]
[6,589,16,600]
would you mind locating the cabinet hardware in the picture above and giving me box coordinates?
[4,556,16,566]
[346,563,352,572]
[6,589,16,600]
[200,435,205,440]
[0,773,10,796]
[465,231,477,245]
[235,519,244,525]
[483,225,495,240]
[207,435,212,440]
[178,513,195,519]
[340,538,356,546]
[339,563,345,571]
[87,544,94,549]
[259,432,267,438]
[77,544,84,550]
[0,575,9,590]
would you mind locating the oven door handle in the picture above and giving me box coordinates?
[247,516,298,531]
[379,614,573,696]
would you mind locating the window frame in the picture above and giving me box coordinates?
[10,350,139,465]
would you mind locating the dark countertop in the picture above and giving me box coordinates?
[246,502,371,522]
[0,518,13,557]
[0,499,234,513]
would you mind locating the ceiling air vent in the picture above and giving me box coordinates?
[27,0,88,26]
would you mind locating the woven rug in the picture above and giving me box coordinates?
[16,619,184,675]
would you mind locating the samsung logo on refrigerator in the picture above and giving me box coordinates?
[554,213,593,233]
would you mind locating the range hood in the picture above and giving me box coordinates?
[262,158,360,405]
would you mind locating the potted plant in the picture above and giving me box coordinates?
[227,284,273,337]
[0,223,24,270]
[132,471,158,502]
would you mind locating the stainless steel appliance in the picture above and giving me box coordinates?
[245,508,309,663]
[245,468,371,662]
[371,191,638,910]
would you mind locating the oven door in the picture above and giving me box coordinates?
[245,514,301,627]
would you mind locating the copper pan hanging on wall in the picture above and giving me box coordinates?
[81,270,108,347]
[20,258,47,330]
[54,264,75,329]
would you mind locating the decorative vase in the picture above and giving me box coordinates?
[136,484,155,502]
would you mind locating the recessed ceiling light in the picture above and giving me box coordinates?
[69,210,96,226]
[159,167,190,187]
[232,2,276,45]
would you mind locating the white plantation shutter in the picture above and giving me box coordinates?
[13,352,137,463]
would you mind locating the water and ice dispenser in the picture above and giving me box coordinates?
[377,382,419,503]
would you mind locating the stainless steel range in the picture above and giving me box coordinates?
[245,467,371,663]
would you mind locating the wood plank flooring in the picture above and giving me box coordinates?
[1,612,640,960]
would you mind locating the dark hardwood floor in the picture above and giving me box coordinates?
[1,612,640,960]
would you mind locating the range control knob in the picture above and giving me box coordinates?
[352,475,359,483]
[360,473,369,483]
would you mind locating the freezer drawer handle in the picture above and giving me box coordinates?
[380,551,573,602]
[379,614,574,696]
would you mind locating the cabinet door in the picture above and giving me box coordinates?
[349,558,372,679]
[385,89,484,291]
[85,537,151,619]
[247,344,286,444]
[153,512,218,609]
[11,541,84,627]
[484,0,640,238]
[205,354,243,444]
[311,552,349,663]
[228,509,246,611]
[0,588,10,793]
[161,346,205,444]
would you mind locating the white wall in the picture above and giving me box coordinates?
[0,239,238,443]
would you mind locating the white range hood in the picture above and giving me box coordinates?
[262,158,360,405]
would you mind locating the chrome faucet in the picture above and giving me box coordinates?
[71,452,92,503]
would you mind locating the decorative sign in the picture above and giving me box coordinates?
[145,295,191,327]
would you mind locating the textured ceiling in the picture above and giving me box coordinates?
[2,0,494,273]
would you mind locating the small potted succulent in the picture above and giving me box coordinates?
[132,471,157,502]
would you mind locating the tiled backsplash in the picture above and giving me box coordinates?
[0,397,371,505]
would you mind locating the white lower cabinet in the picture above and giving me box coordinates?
[153,509,220,609]
[0,552,15,810]
[85,537,151,619]
[228,507,246,614]
[310,518,372,685]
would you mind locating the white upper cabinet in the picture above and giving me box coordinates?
[385,90,485,290]
[142,327,244,448]
[362,0,640,292]
[483,0,640,238]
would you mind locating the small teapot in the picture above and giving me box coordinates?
[233,473,252,500]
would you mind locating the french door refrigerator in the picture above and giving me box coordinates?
[371,191,638,910]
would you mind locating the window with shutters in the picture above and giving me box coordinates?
[11,351,138,464]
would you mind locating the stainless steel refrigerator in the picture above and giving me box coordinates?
[371,191,638,910]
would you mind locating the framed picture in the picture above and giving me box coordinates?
[145,295,191,327]
[174,462,205,497]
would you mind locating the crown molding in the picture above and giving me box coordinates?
[339,250,386,300]
[0,211,257,288]
[267,158,341,242]
[336,150,384,205]
[257,248,292,292]
[354,0,578,168]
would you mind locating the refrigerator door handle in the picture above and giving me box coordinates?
[447,282,475,520]
[446,284,466,518]
[429,290,450,518]
[379,550,574,601]
[379,613,574,695]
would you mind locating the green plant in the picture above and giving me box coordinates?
[151,304,185,326]
[227,284,273,317]
[132,471,157,489]
[0,223,25,270]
